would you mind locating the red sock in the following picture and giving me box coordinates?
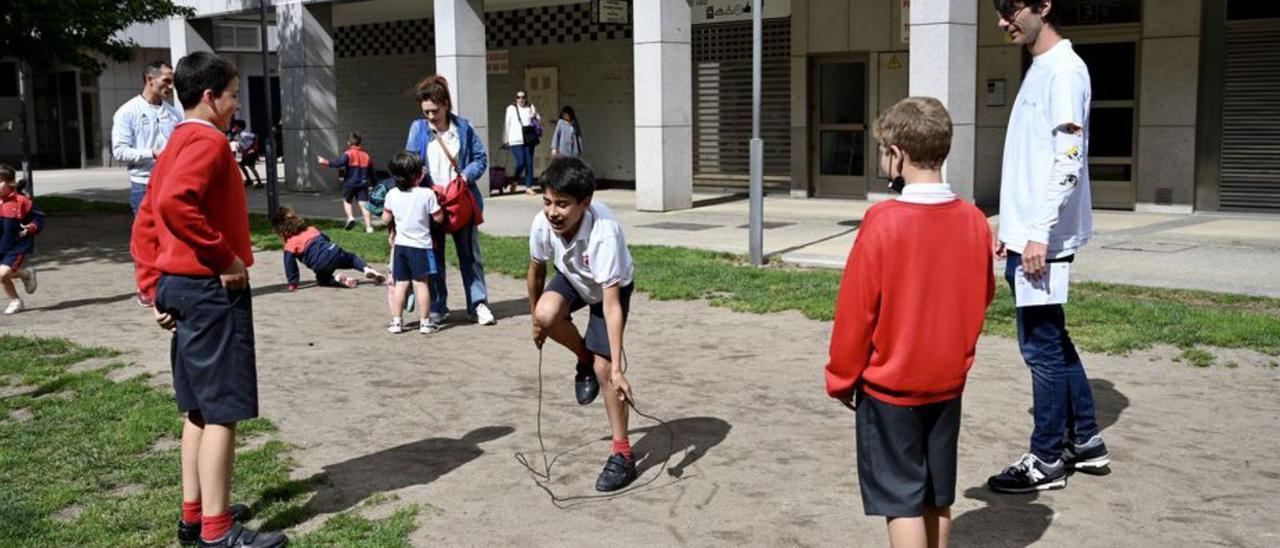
[201,511,233,542]
[181,500,202,524]
[612,438,633,460]
[576,347,592,365]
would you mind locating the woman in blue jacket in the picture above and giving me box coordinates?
[404,74,495,326]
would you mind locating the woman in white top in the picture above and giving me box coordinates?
[503,90,541,195]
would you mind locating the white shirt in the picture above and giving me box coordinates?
[503,104,538,146]
[384,187,441,249]
[427,123,460,189]
[897,182,957,204]
[529,202,634,304]
[999,39,1093,258]
[111,95,184,185]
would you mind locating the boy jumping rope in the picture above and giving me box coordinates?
[826,97,994,548]
[527,157,638,492]
[131,52,287,547]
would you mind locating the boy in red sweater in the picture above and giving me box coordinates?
[825,97,994,548]
[131,52,287,548]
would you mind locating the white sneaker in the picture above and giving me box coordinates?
[419,320,441,334]
[387,317,404,334]
[20,268,36,294]
[4,299,23,315]
[475,303,496,326]
[365,226,375,234]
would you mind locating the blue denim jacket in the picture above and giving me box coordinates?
[405,114,488,210]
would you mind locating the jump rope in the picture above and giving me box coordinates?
[514,346,678,508]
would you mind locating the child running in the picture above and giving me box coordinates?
[270,206,384,291]
[0,164,42,315]
[317,132,374,233]
[527,157,638,492]
[825,97,994,548]
[383,151,443,334]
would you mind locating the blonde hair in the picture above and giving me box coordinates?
[873,97,952,171]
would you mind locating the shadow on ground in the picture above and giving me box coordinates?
[258,425,513,530]
[955,378,1127,547]
[629,416,732,478]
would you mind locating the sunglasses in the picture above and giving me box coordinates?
[996,2,1030,22]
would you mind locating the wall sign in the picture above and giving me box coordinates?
[986,79,1007,107]
[692,0,791,24]
[593,0,630,25]
[487,50,509,75]
[901,0,910,44]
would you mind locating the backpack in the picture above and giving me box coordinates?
[364,178,395,216]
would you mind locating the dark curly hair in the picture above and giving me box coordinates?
[271,206,307,241]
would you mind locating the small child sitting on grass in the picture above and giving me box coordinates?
[271,206,384,291]
[0,164,41,315]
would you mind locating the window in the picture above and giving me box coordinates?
[1075,41,1138,182]
[0,62,18,97]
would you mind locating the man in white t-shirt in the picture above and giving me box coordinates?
[527,157,639,493]
[383,151,444,334]
[988,0,1110,495]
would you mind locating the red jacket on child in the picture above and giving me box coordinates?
[132,120,254,299]
[825,197,995,407]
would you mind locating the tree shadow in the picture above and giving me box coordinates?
[29,291,137,312]
[950,486,1053,548]
[258,425,513,530]
[628,416,732,478]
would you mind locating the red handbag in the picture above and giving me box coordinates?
[433,132,483,233]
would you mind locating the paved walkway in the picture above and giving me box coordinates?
[33,166,1280,297]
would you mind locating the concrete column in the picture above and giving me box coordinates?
[909,0,977,200]
[435,0,490,195]
[167,18,214,109]
[633,0,693,212]
[1136,0,1201,214]
[278,2,339,192]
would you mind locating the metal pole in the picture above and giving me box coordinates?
[748,0,764,266]
[260,0,279,215]
[17,61,34,196]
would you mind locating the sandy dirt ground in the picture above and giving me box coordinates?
[4,211,1279,547]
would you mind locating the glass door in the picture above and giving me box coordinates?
[812,59,868,197]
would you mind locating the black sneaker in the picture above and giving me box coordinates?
[197,523,288,548]
[595,453,637,492]
[1064,435,1111,475]
[343,219,356,231]
[574,361,599,405]
[178,504,253,546]
[988,453,1067,493]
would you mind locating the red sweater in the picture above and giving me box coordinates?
[132,120,253,298]
[825,199,995,406]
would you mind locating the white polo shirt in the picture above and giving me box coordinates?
[998,39,1093,258]
[529,202,634,304]
[385,186,441,249]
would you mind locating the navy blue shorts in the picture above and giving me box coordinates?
[342,184,369,203]
[155,275,259,424]
[1,252,25,269]
[545,272,632,360]
[392,245,437,282]
[855,393,961,517]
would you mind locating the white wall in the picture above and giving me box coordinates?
[334,52,435,173]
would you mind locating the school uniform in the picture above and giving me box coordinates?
[0,192,44,269]
[282,226,369,287]
[131,119,258,424]
[384,186,441,282]
[325,145,373,203]
[825,183,994,517]
[529,202,634,359]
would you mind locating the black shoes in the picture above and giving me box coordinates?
[595,453,637,492]
[197,523,289,548]
[987,453,1067,493]
[1064,435,1111,474]
[574,361,599,405]
[343,219,357,230]
[178,504,252,546]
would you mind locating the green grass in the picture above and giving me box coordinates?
[0,336,418,547]
[43,196,1280,359]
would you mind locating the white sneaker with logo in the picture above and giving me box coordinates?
[4,299,23,315]
[387,317,404,334]
[475,303,496,326]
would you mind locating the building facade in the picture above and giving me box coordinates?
[3,0,1276,214]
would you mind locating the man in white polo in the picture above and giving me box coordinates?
[112,60,182,306]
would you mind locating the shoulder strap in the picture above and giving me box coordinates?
[433,129,461,177]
